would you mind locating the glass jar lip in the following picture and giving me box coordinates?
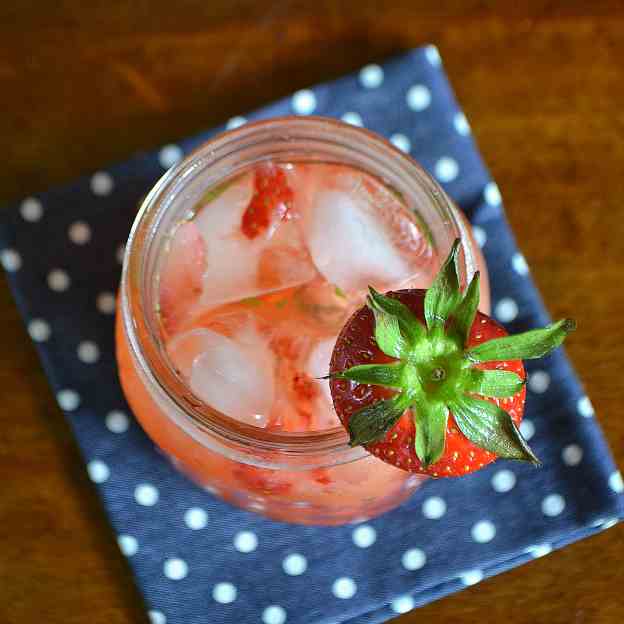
[121,115,476,459]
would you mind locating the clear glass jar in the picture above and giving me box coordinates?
[116,117,490,525]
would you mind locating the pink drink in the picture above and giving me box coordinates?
[116,118,489,524]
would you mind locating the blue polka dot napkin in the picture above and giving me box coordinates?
[1,46,623,624]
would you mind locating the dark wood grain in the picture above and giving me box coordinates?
[1,2,623,623]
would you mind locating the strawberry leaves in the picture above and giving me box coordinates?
[449,395,540,464]
[334,238,574,474]
[334,363,405,388]
[466,318,576,363]
[366,286,427,348]
[424,239,462,329]
[347,395,409,447]
[451,271,480,346]
[413,398,449,467]
[467,369,525,397]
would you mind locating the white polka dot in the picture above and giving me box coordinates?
[77,340,100,364]
[97,291,116,314]
[359,64,384,89]
[609,470,624,493]
[352,525,377,548]
[282,553,307,576]
[341,112,363,126]
[135,483,159,506]
[116,244,126,265]
[406,85,431,111]
[390,133,411,153]
[234,530,258,553]
[472,225,487,248]
[562,444,583,466]
[184,507,208,530]
[453,112,471,136]
[528,370,550,394]
[519,418,535,440]
[47,269,70,292]
[28,319,51,342]
[262,605,287,624]
[226,116,247,130]
[332,577,357,599]
[542,493,565,517]
[491,469,516,493]
[425,45,442,67]
[459,569,483,586]
[158,144,183,169]
[292,90,316,115]
[484,182,502,206]
[148,610,166,624]
[91,171,114,196]
[495,297,518,323]
[20,197,43,222]
[512,252,529,275]
[471,520,496,543]
[213,582,237,604]
[106,410,129,433]
[87,459,110,483]
[391,595,415,614]
[163,557,188,580]
[577,396,594,418]
[68,221,91,245]
[1,248,21,272]
[434,157,459,183]
[118,534,138,556]
[524,543,552,558]
[57,389,80,411]
[401,548,426,571]
[422,496,446,519]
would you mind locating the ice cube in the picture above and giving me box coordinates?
[296,167,431,294]
[167,322,275,427]
[193,170,316,308]
[159,221,206,333]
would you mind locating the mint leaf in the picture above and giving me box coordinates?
[347,396,408,447]
[467,369,525,398]
[424,239,462,329]
[449,395,540,464]
[451,271,480,346]
[334,363,404,388]
[334,285,347,299]
[367,287,426,345]
[413,398,449,467]
[466,319,576,363]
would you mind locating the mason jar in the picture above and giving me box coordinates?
[116,116,490,525]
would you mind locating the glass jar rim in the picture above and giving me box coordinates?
[120,115,477,465]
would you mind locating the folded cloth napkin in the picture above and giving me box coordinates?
[1,45,623,624]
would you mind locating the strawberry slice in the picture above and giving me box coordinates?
[241,163,294,240]
[329,240,575,477]
[159,221,206,334]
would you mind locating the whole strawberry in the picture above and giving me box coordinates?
[329,240,575,477]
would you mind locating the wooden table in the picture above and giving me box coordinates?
[1,2,623,622]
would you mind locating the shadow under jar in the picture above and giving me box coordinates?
[116,117,490,525]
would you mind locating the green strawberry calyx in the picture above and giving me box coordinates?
[333,239,576,468]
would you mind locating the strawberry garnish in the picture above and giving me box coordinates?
[329,240,575,477]
[241,163,293,240]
